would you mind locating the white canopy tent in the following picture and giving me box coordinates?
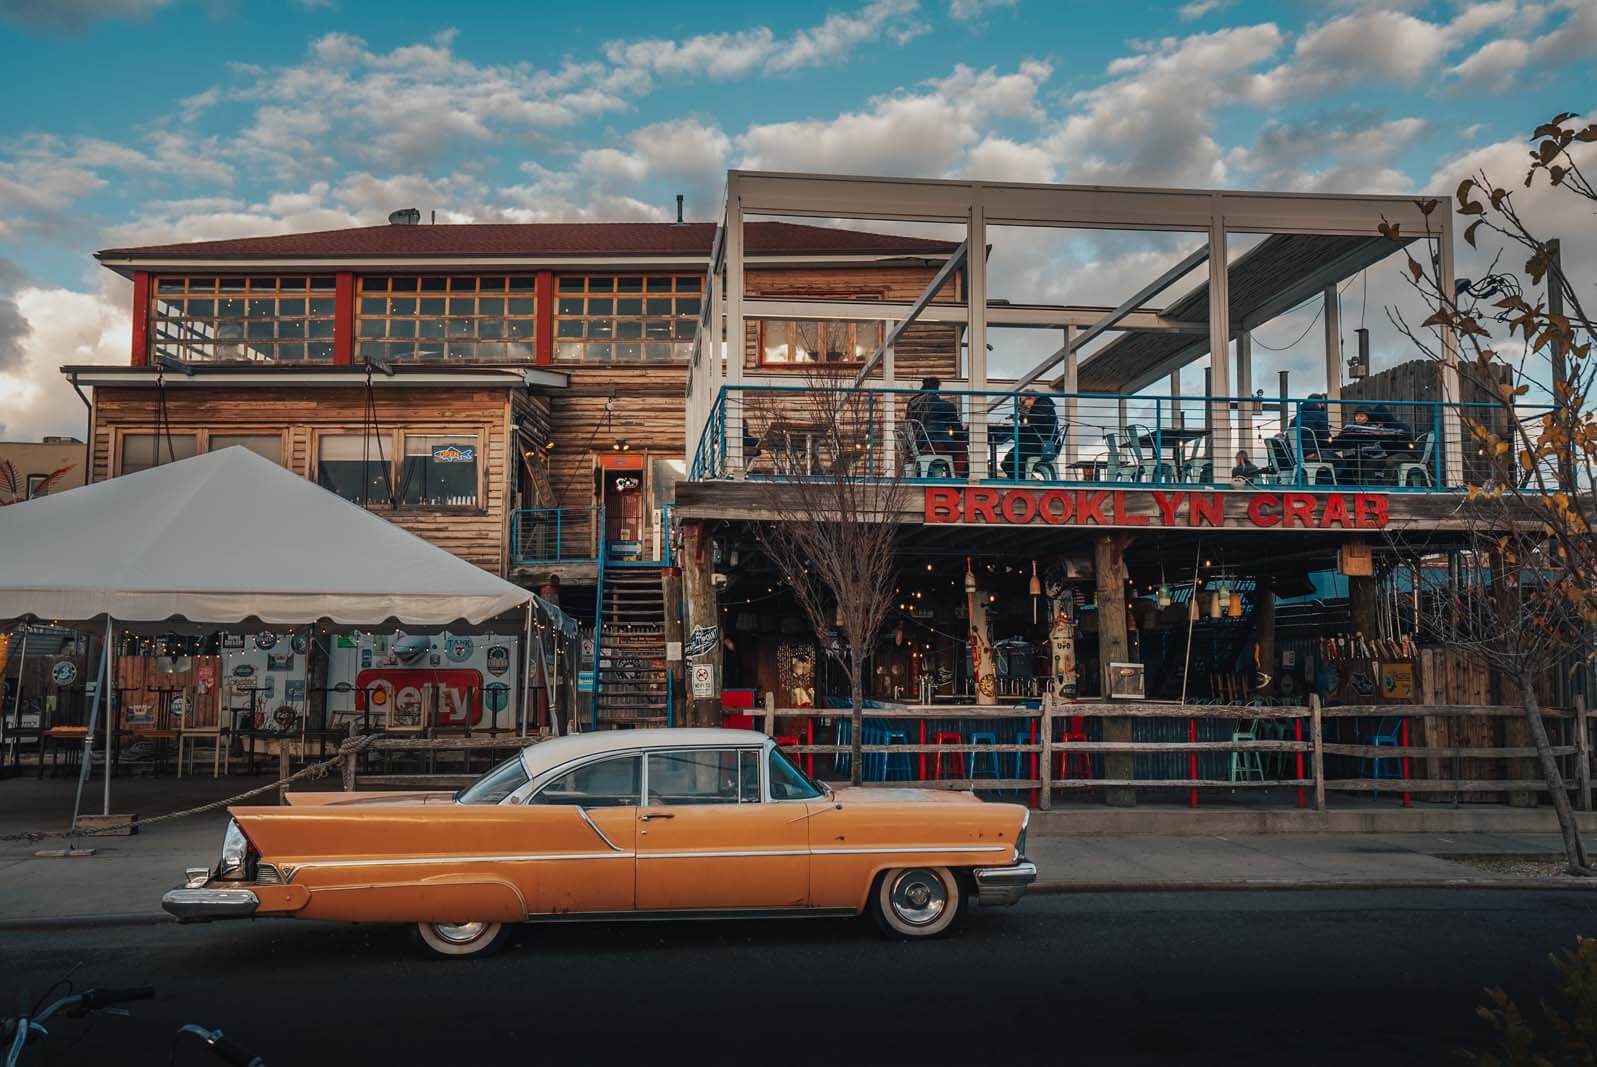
[0,447,534,837]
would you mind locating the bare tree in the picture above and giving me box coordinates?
[1383,111,1597,873]
[751,368,910,785]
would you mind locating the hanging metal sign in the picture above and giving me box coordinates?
[431,444,476,463]
[923,488,1391,531]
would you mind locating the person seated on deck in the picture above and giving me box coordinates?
[1230,449,1268,486]
[1367,404,1421,468]
[906,376,968,478]
[1288,394,1331,458]
[1000,391,1059,479]
[1330,407,1403,482]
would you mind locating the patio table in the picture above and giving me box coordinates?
[1136,427,1209,482]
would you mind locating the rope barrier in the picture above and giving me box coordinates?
[0,733,386,844]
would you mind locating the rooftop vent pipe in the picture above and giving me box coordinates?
[674,194,685,226]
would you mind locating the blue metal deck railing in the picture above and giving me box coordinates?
[689,384,1550,494]
[509,506,599,565]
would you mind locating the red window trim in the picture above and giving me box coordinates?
[130,272,151,366]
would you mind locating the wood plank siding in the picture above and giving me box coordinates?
[89,385,520,574]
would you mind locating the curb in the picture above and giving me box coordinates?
[1028,877,1597,894]
[0,912,172,931]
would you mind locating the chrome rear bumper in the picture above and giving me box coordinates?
[971,860,1037,906]
[162,887,260,921]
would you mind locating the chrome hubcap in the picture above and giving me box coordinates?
[889,869,947,926]
[432,921,488,944]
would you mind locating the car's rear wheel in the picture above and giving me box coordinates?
[415,920,512,959]
[870,866,963,939]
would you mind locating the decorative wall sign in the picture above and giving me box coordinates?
[685,625,719,660]
[222,633,245,650]
[1380,663,1415,700]
[485,682,510,714]
[51,661,78,686]
[431,443,476,463]
[924,488,1391,531]
[286,680,306,702]
[267,653,294,672]
[445,636,474,663]
[486,645,510,676]
[254,633,278,651]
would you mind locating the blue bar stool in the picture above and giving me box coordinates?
[883,729,912,781]
[969,731,1001,779]
[834,718,851,777]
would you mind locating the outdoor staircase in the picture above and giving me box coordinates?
[595,568,671,726]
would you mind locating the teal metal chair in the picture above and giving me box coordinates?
[1103,431,1141,482]
[1229,718,1265,782]
[1394,431,1435,487]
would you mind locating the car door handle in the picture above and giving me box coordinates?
[640,812,675,821]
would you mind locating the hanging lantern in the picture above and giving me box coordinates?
[1228,586,1244,618]
[894,621,905,646]
[1209,590,1222,618]
[834,603,844,628]
[964,556,976,593]
[1029,561,1042,623]
[1217,582,1232,610]
[1157,583,1172,609]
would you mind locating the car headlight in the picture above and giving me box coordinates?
[218,818,249,879]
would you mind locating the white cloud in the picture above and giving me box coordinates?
[1448,37,1533,89]
[949,0,1016,18]
[1228,113,1426,193]
[0,282,129,442]
[1256,11,1454,99]
[604,0,925,79]
[0,0,168,33]
[1178,0,1232,21]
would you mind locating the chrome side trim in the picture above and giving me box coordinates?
[524,907,859,924]
[577,806,625,852]
[290,852,633,873]
[639,844,1009,860]
[161,888,260,921]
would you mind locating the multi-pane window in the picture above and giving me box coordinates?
[152,276,336,363]
[208,434,283,465]
[357,275,536,364]
[316,435,393,505]
[399,435,479,508]
[120,433,197,475]
[760,320,884,365]
[554,274,701,362]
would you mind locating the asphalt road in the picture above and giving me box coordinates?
[4,890,1595,1066]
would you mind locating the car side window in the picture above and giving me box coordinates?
[646,749,761,806]
[533,754,640,807]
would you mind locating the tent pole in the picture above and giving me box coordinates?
[67,616,112,847]
[4,627,27,767]
[521,601,534,737]
[103,619,116,815]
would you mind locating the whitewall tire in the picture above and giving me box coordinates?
[415,921,512,959]
[871,867,963,939]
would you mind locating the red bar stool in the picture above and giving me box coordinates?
[1056,715,1093,780]
[931,731,965,779]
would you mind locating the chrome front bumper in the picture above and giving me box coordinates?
[971,860,1037,907]
[161,887,260,921]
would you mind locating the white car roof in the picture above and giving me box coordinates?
[520,728,769,779]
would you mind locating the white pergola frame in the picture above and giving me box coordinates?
[686,171,1461,481]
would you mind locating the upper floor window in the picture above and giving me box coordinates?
[121,432,197,475]
[152,276,336,363]
[357,275,536,364]
[554,274,700,362]
[760,320,884,365]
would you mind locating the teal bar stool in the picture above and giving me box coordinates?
[969,731,1001,780]
[1230,719,1265,782]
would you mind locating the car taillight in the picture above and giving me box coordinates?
[217,819,257,881]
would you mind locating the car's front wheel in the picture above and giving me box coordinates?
[870,866,963,939]
[415,921,513,959]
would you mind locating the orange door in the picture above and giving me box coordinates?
[634,748,809,911]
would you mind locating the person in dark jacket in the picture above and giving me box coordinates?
[906,376,967,477]
[1289,394,1330,459]
[1002,392,1059,479]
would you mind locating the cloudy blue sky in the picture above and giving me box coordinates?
[0,0,1592,438]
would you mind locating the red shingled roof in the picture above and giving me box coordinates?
[97,221,957,260]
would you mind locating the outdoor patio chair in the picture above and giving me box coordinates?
[1102,431,1141,482]
[1124,425,1175,482]
[1289,427,1337,486]
[1229,718,1265,782]
[1264,435,1296,484]
[899,424,955,479]
[1362,718,1403,780]
[1020,424,1067,480]
[1394,431,1435,487]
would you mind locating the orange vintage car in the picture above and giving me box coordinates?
[162,728,1035,957]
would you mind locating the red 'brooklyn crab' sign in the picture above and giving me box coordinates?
[922,487,1391,530]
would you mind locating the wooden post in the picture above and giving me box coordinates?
[1040,697,1054,811]
[1095,533,1135,806]
[681,521,722,727]
[276,740,291,804]
[763,691,776,738]
[1323,283,1342,435]
[1253,573,1275,699]
[341,748,357,791]
[1311,693,1326,812]
[1577,693,1591,813]
[661,566,686,726]
[968,573,997,706]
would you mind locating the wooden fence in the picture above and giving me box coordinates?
[756,693,1592,811]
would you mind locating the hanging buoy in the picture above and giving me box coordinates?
[1029,560,1041,623]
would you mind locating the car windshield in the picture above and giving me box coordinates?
[456,754,530,804]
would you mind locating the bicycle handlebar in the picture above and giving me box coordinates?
[175,1025,265,1067]
[72,987,155,1015]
